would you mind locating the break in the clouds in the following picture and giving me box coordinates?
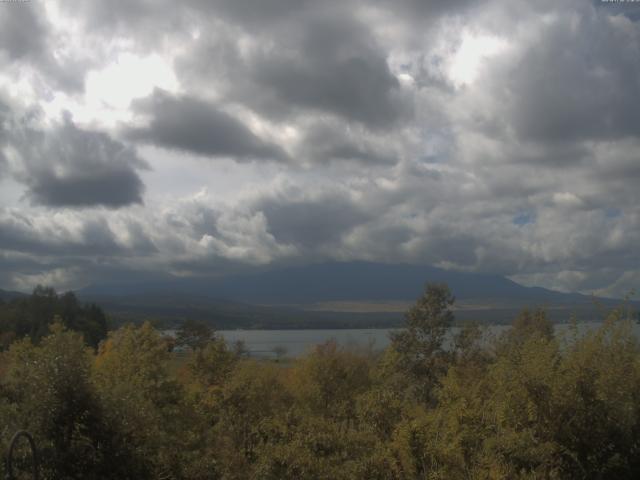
[1,0,640,298]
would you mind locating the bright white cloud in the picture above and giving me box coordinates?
[40,53,180,128]
[448,31,509,88]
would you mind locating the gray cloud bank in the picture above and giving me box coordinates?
[1,0,640,298]
[126,90,289,162]
[0,101,146,208]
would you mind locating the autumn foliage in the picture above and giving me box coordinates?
[1,284,640,479]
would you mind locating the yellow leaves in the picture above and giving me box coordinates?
[5,302,640,478]
[94,322,169,386]
[48,316,66,335]
[186,336,237,388]
[289,340,372,420]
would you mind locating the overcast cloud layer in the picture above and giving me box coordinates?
[0,0,639,297]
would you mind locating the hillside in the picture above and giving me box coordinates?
[76,262,631,328]
[79,262,584,303]
[0,289,27,302]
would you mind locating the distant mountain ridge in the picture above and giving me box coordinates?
[73,262,630,328]
[5,263,630,329]
[78,261,592,305]
[0,289,27,301]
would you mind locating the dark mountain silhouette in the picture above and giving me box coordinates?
[71,262,633,328]
[78,261,587,304]
[0,289,27,301]
[207,262,587,304]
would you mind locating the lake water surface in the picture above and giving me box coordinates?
[218,322,640,357]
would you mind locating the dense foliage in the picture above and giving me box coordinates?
[1,284,640,479]
[0,286,108,350]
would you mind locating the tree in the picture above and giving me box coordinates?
[176,319,215,350]
[0,286,108,349]
[291,340,372,422]
[187,336,237,388]
[213,361,293,478]
[390,282,455,404]
[93,322,185,478]
[506,308,554,345]
[1,322,124,479]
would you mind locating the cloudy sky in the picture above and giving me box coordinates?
[0,0,639,296]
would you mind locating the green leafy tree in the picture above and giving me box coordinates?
[188,336,237,387]
[290,340,372,423]
[213,361,293,479]
[0,322,127,479]
[176,319,215,350]
[0,287,107,350]
[390,283,455,404]
[93,322,186,479]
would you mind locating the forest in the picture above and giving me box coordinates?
[1,285,640,479]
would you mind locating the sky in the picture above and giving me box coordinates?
[0,0,639,297]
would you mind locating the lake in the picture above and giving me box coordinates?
[217,322,639,357]
[218,328,398,357]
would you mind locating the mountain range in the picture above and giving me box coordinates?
[72,262,632,329]
[0,289,27,302]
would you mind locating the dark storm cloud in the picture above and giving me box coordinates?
[505,11,640,143]
[4,0,640,298]
[252,55,404,129]
[0,252,66,290]
[126,90,289,162]
[504,141,592,168]
[405,0,479,12]
[124,220,159,254]
[0,2,47,61]
[0,211,160,283]
[378,0,485,19]
[175,4,410,130]
[258,193,371,248]
[0,252,41,273]
[28,168,144,209]
[195,0,315,26]
[0,2,88,92]
[0,148,6,179]
[55,0,186,44]
[9,116,147,208]
[593,0,640,22]
[248,15,408,129]
[301,122,397,165]
[0,98,11,176]
[62,0,411,129]
[63,0,168,29]
[322,143,394,165]
[0,212,122,256]
[203,0,481,30]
